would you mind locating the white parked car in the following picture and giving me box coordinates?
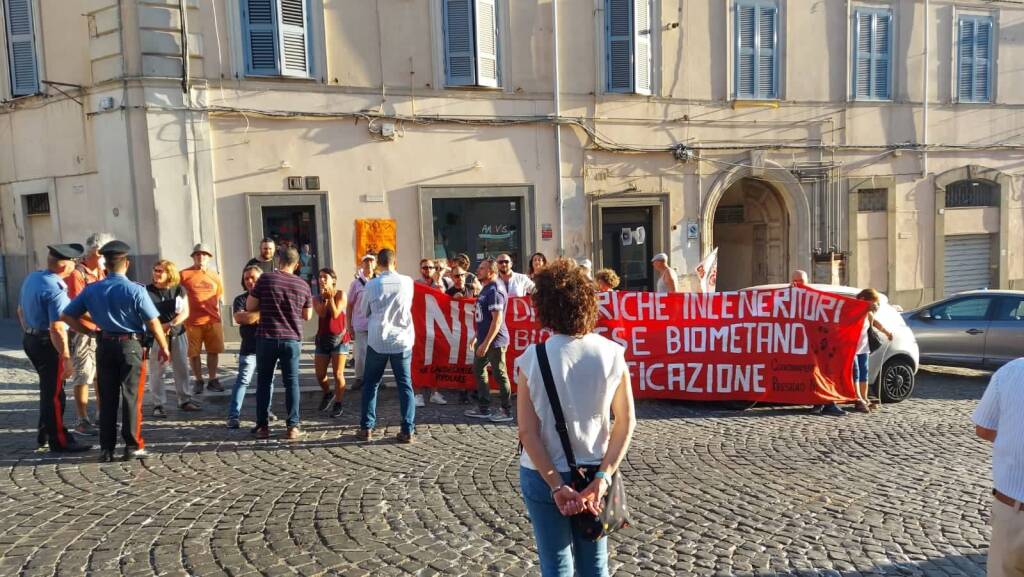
[745,284,920,403]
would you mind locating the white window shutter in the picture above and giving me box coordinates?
[735,4,756,98]
[5,0,39,96]
[444,0,476,86]
[606,0,633,92]
[756,5,777,99]
[277,0,309,77]
[243,0,279,75]
[474,0,499,88]
[632,0,651,95]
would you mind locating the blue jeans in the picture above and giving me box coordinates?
[228,353,257,420]
[853,352,869,384]
[359,346,415,434]
[256,338,301,428]
[520,466,608,577]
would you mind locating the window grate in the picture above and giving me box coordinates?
[946,180,995,208]
[857,188,887,212]
[714,205,745,224]
[24,193,49,215]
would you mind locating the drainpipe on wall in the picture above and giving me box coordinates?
[552,0,564,256]
[922,0,929,177]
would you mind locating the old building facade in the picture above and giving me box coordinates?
[2,0,1023,319]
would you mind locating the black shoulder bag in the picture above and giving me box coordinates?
[535,342,631,541]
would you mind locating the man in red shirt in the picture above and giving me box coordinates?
[180,243,225,394]
[64,232,112,435]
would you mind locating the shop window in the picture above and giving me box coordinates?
[432,197,523,271]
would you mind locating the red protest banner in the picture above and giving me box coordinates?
[411,283,871,404]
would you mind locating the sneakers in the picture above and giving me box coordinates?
[414,394,426,408]
[809,405,825,415]
[152,405,167,419]
[319,392,334,412]
[396,431,415,444]
[330,402,344,418]
[268,411,278,423]
[822,404,847,417]
[74,418,98,436]
[207,378,225,393]
[180,401,201,412]
[99,450,115,463]
[429,391,448,405]
[465,408,492,419]
[251,425,270,439]
[123,447,149,460]
[192,379,205,396]
[52,441,92,453]
[285,427,305,440]
[489,408,514,423]
[226,418,240,429]
[357,428,374,442]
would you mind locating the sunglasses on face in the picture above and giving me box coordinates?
[496,260,511,264]
[153,268,166,273]
[421,266,435,270]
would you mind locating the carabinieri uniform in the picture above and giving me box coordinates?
[62,241,160,461]
[18,243,90,453]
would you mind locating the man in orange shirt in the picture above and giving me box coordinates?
[180,243,225,394]
[64,232,113,435]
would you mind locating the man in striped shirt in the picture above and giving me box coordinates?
[973,357,1024,577]
[247,246,313,441]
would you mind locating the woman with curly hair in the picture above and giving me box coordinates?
[594,268,620,292]
[516,259,636,576]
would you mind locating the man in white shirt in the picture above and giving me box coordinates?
[358,248,417,444]
[495,253,535,297]
[973,357,1024,577]
[346,254,376,388]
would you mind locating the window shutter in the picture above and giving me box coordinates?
[756,5,777,99]
[243,0,279,75]
[277,0,309,77]
[444,0,476,86]
[974,19,992,102]
[474,0,499,88]
[735,4,756,98]
[853,11,872,98]
[4,0,38,96]
[958,18,976,101]
[873,12,891,99]
[606,0,633,93]
[632,0,651,95]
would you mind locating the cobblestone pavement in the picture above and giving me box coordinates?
[0,350,996,577]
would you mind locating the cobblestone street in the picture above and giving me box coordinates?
[0,349,995,577]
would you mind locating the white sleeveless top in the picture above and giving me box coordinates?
[656,268,678,293]
[517,333,628,472]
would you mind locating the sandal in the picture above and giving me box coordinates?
[854,401,872,413]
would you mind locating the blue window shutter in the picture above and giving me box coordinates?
[957,19,974,101]
[243,0,279,75]
[854,10,891,100]
[633,0,651,95]
[756,5,777,99]
[735,4,756,98]
[4,0,38,96]
[974,19,992,102]
[444,0,475,86]
[606,0,633,93]
[475,0,499,87]
[873,12,891,99]
[278,0,309,77]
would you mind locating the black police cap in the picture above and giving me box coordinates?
[98,240,131,257]
[47,243,85,260]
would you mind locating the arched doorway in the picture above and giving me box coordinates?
[712,178,789,290]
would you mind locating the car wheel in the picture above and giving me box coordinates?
[879,359,915,403]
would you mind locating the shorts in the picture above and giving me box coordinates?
[70,331,97,386]
[186,322,225,357]
[314,334,352,357]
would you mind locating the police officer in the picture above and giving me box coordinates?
[17,244,92,453]
[61,241,170,463]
